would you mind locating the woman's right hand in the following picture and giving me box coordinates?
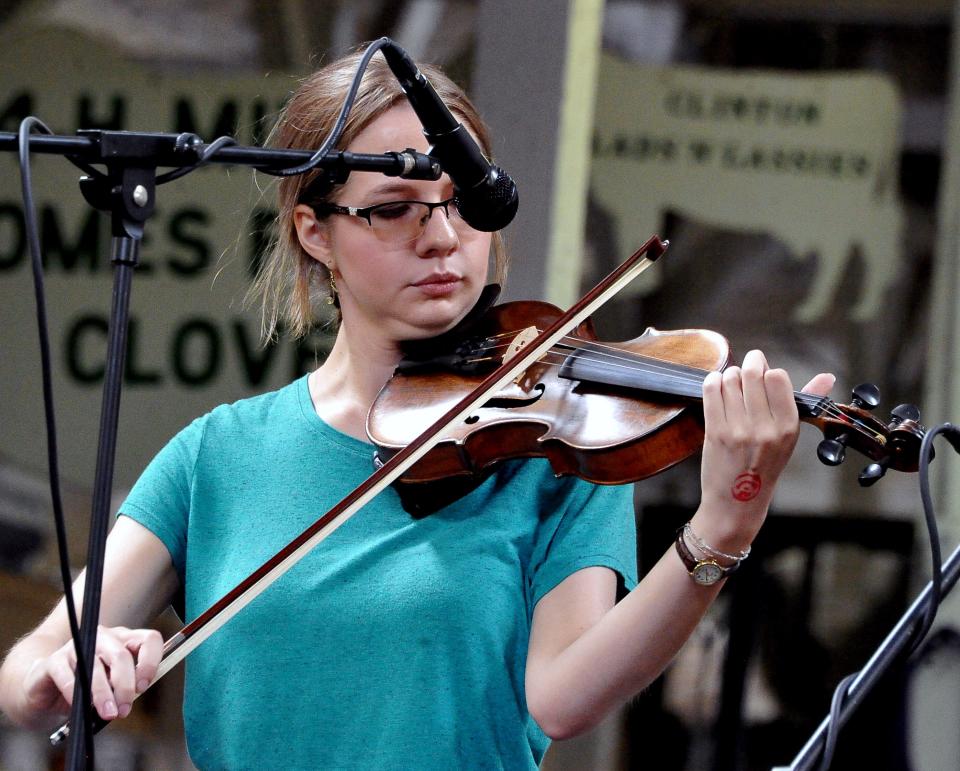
[0,518,178,729]
[22,626,163,723]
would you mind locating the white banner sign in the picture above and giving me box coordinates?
[591,55,903,323]
[0,27,322,490]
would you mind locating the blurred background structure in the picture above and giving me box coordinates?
[2,1,960,769]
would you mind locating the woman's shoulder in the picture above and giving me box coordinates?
[179,376,307,444]
[209,376,305,421]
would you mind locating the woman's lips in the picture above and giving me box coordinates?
[413,274,462,297]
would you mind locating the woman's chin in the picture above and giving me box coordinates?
[340,283,483,342]
[402,299,476,339]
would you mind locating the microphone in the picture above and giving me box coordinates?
[381,40,518,232]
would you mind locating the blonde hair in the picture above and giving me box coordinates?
[251,48,509,341]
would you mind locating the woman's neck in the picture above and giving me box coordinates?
[308,325,404,441]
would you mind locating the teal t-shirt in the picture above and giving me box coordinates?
[120,375,637,770]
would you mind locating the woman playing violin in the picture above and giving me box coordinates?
[0,49,834,769]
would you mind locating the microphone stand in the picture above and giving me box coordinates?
[0,128,440,770]
[775,538,960,770]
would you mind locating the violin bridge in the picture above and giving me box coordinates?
[506,326,540,384]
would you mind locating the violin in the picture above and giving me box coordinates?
[369,298,925,494]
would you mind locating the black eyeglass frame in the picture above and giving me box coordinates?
[309,197,460,226]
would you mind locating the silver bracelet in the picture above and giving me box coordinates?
[683,522,751,563]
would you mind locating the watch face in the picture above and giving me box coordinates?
[692,561,724,586]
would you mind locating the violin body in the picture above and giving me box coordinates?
[367,300,731,485]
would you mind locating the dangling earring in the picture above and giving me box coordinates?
[326,267,338,305]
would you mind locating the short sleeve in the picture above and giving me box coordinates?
[529,479,638,607]
[118,415,206,583]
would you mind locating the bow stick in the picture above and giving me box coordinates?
[50,235,667,745]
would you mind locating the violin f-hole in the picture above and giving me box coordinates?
[477,382,546,412]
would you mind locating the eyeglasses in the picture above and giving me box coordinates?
[310,197,466,245]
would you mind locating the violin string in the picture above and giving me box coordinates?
[472,333,785,402]
[538,346,837,414]
[475,334,708,389]
[535,348,878,441]
[546,338,863,426]
[460,330,881,441]
[570,345,880,440]
[476,329,832,412]
[544,341,877,438]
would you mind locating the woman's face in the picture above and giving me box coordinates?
[295,103,493,343]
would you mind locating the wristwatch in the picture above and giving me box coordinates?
[675,529,739,586]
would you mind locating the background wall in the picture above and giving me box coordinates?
[1,1,957,769]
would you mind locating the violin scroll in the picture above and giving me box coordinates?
[808,382,926,486]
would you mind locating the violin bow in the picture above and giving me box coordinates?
[50,235,669,745]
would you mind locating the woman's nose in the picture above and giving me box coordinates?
[415,206,458,256]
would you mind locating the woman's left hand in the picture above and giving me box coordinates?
[694,350,835,551]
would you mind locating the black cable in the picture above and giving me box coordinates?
[258,37,392,177]
[817,672,856,771]
[155,135,237,184]
[30,38,393,203]
[63,156,106,181]
[45,36,388,196]
[154,37,390,183]
[17,116,95,763]
[814,423,952,770]
[7,41,399,763]
[914,425,951,643]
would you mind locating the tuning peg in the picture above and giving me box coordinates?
[851,383,881,410]
[890,403,920,423]
[817,437,847,466]
[859,460,888,486]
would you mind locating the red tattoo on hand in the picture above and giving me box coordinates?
[732,471,762,501]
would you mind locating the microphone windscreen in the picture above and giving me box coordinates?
[456,166,519,232]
